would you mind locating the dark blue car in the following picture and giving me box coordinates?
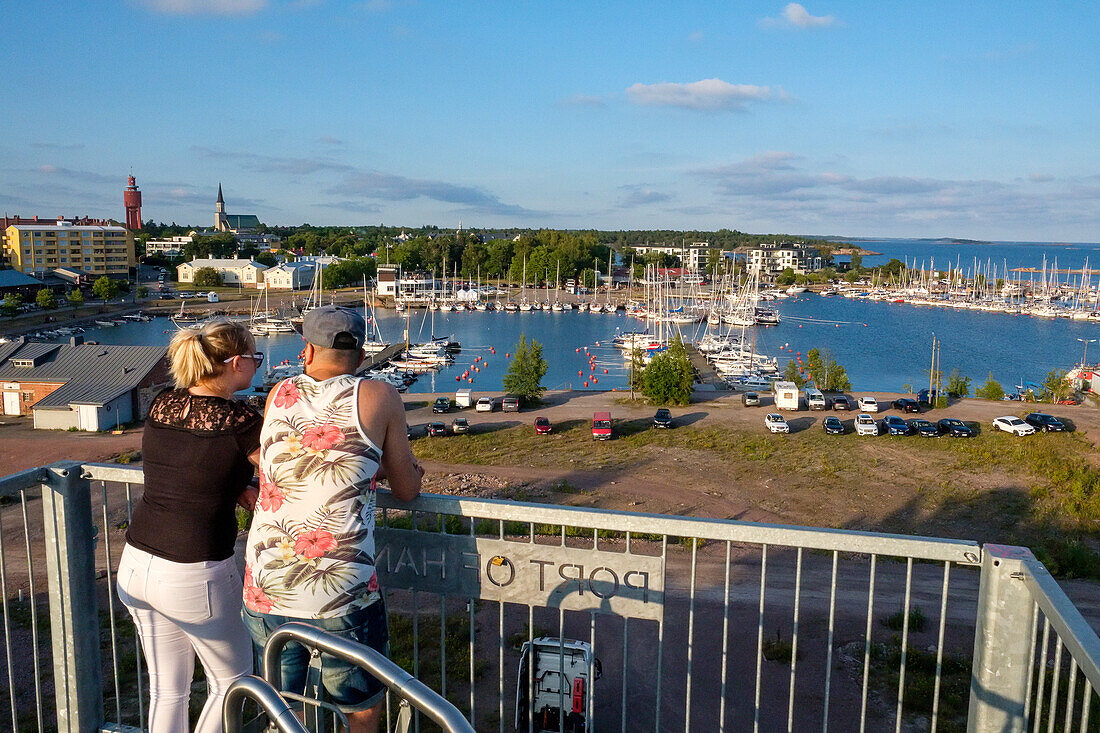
[938,418,974,437]
[1024,413,1065,432]
[881,415,911,435]
[908,418,940,437]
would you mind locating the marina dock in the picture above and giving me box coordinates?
[358,342,406,372]
[685,343,727,388]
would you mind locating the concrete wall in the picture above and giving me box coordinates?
[33,407,78,431]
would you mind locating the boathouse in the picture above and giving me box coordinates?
[0,338,169,430]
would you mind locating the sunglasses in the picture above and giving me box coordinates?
[224,352,265,366]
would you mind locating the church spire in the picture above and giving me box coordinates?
[217,183,224,204]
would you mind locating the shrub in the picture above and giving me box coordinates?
[640,337,694,405]
[974,373,1005,401]
[193,267,223,288]
[947,369,971,397]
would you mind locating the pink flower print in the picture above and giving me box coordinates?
[257,479,285,512]
[272,380,300,409]
[244,583,274,613]
[366,572,379,593]
[243,564,255,589]
[301,423,343,453]
[294,529,338,559]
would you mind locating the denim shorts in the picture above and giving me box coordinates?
[242,600,389,712]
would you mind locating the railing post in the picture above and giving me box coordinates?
[41,461,104,733]
[967,544,1036,733]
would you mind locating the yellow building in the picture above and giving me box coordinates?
[4,222,134,278]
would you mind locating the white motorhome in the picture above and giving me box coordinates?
[516,637,600,733]
[773,381,800,411]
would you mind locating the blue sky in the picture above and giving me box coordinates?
[2,1,1097,241]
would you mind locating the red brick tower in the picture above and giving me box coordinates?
[124,175,142,230]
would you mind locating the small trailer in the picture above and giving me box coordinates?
[515,637,600,732]
[773,381,801,411]
[455,388,474,409]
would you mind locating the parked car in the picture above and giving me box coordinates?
[652,408,673,428]
[822,415,845,435]
[858,396,879,413]
[908,418,940,437]
[502,395,521,412]
[917,388,939,406]
[881,415,912,435]
[475,397,495,412]
[426,422,448,436]
[937,418,974,437]
[993,416,1036,436]
[1024,412,1066,432]
[855,413,879,436]
[534,416,552,435]
[451,417,469,434]
[406,423,414,439]
[831,395,852,411]
[432,397,451,413]
[742,392,761,407]
[592,411,612,440]
[764,413,790,434]
[892,398,920,413]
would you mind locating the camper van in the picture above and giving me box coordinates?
[591,412,612,440]
[773,381,800,411]
[455,388,473,409]
[516,637,601,733]
[805,388,826,410]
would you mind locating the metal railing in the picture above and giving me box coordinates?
[2,461,1100,732]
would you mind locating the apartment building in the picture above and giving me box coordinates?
[748,242,823,275]
[4,221,134,278]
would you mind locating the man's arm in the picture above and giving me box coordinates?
[358,379,422,502]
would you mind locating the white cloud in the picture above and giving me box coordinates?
[625,79,783,111]
[134,0,266,15]
[761,3,837,29]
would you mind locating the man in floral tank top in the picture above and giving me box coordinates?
[242,306,422,733]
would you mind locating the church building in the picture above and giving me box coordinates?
[213,184,261,233]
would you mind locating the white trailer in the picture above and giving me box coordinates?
[455,388,474,409]
[773,381,801,411]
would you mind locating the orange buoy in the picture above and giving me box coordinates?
[584,381,589,387]
[604,369,608,374]
[456,375,461,381]
[579,371,584,377]
[506,353,510,357]
[576,348,581,353]
[835,324,840,328]
[592,377,597,383]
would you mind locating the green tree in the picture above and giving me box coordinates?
[185,233,238,260]
[640,338,694,405]
[629,347,645,394]
[1042,369,1071,403]
[0,293,22,317]
[92,276,119,303]
[803,347,851,391]
[254,251,277,267]
[947,369,971,397]
[775,267,797,286]
[843,270,860,284]
[501,335,548,404]
[782,358,806,388]
[322,257,378,290]
[35,288,57,310]
[974,373,1005,401]
[136,285,149,298]
[67,289,84,307]
[193,268,223,288]
[849,252,863,270]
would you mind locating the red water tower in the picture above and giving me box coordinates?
[124,175,142,230]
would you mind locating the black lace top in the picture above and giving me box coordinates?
[127,389,262,562]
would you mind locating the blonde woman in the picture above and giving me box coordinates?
[116,319,263,733]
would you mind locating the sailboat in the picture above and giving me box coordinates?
[518,256,532,311]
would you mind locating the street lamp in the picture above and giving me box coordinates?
[1077,338,1097,369]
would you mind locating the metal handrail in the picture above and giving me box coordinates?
[264,622,475,733]
[222,675,310,733]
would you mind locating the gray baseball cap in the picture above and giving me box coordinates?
[303,305,366,350]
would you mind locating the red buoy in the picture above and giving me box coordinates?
[584,381,589,387]
[604,369,608,374]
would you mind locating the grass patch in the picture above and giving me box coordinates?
[881,606,927,633]
[867,637,970,733]
[761,627,800,663]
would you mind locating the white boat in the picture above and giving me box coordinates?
[94,320,117,327]
[786,285,808,294]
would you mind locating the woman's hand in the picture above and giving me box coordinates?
[237,486,259,510]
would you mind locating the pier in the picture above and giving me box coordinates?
[357,342,406,372]
[685,343,727,388]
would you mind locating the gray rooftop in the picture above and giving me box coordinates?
[0,270,41,288]
[0,341,166,409]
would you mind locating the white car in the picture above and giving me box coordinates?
[475,397,494,412]
[993,416,1036,436]
[855,413,879,436]
[764,413,790,433]
[857,396,879,412]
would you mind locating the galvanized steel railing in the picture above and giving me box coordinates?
[3,461,1100,732]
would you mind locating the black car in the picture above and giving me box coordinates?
[653,408,673,428]
[908,418,940,437]
[426,422,448,436]
[831,395,852,411]
[881,415,911,435]
[451,417,470,434]
[822,415,845,434]
[892,398,920,413]
[1024,412,1065,432]
[432,397,451,413]
[937,418,974,437]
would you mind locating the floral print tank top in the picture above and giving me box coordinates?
[244,374,382,619]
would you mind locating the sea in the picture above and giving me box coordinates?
[64,239,1100,396]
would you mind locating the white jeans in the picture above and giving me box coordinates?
[116,544,252,733]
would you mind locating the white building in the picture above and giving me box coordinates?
[145,235,192,257]
[177,254,268,287]
[748,243,823,276]
[376,265,440,300]
[632,242,712,271]
[263,262,316,290]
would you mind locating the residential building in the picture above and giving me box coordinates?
[632,242,712,271]
[263,261,316,290]
[0,338,170,430]
[376,265,440,299]
[145,235,193,257]
[4,220,134,278]
[748,242,823,276]
[0,215,112,255]
[177,254,268,287]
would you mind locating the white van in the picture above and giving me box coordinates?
[806,388,826,410]
[516,637,600,733]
